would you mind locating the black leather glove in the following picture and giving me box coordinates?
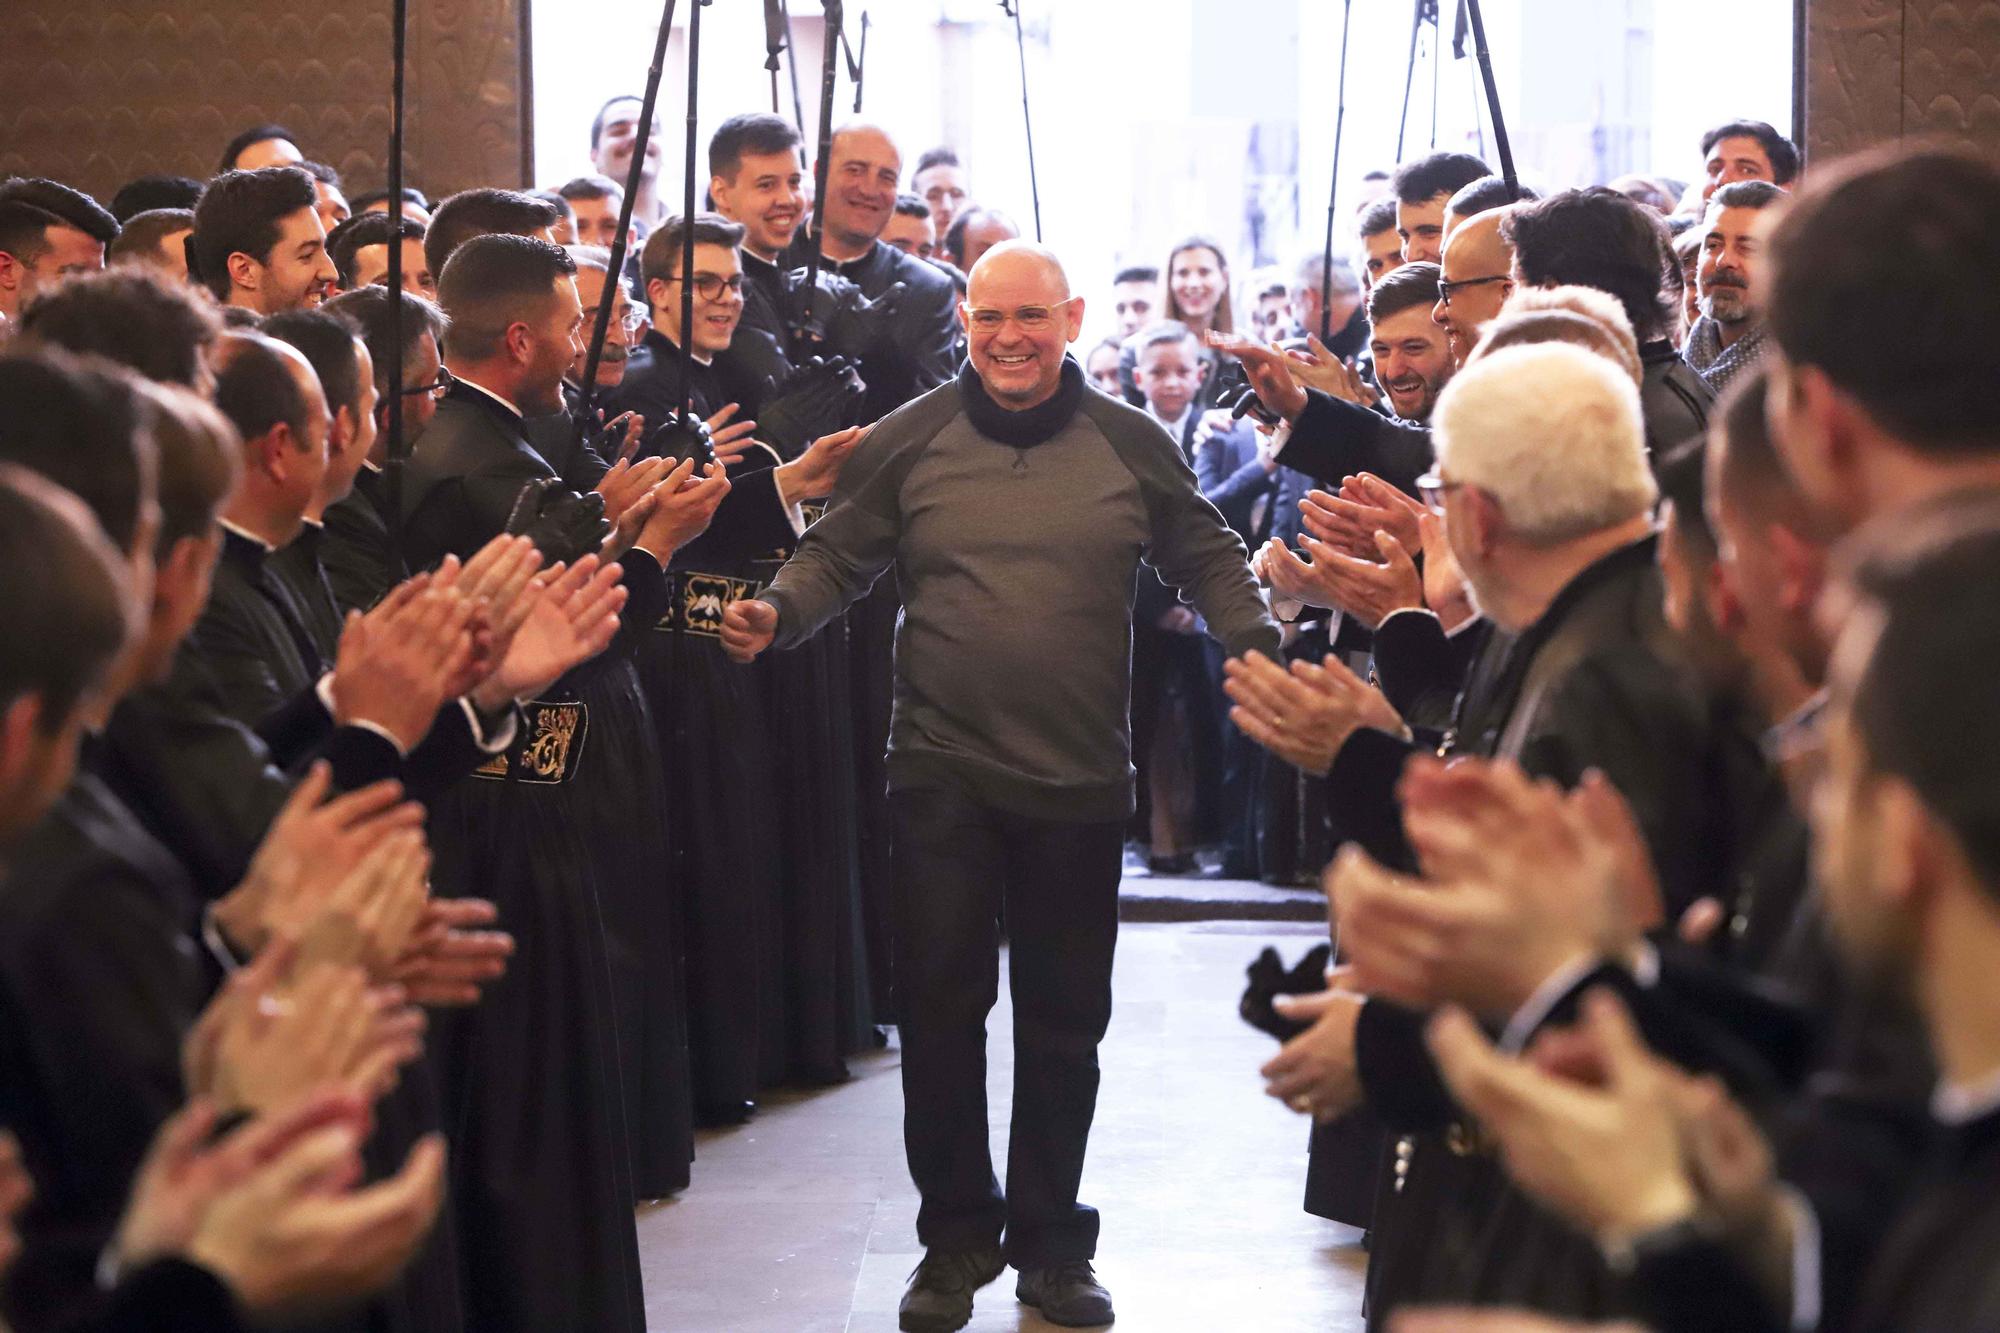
[1238,943,1334,1041]
[503,478,610,565]
[754,355,866,459]
[642,409,717,469]
[787,269,905,360]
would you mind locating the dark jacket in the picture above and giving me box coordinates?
[401,381,669,667]
[0,764,208,1330]
[1640,338,1714,459]
[778,233,961,422]
[1273,389,1432,495]
[320,465,403,614]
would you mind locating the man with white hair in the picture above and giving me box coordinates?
[723,240,1278,1331]
[1225,340,1726,1318]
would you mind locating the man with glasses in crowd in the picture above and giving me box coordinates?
[721,240,1278,1333]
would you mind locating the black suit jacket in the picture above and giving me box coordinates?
[402,382,669,668]
[0,764,209,1328]
[321,466,404,615]
[1274,390,1432,496]
[779,233,961,422]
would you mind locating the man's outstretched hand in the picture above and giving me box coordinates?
[720,599,778,664]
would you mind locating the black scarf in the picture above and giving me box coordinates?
[957,355,1086,447]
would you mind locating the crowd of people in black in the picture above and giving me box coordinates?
[0,74,1996,1333]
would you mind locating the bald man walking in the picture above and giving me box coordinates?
[724,243,1278,1330]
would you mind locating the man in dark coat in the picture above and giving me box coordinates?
[605,212,866,1115]
[1228,342,1727,1325]
[400,233,721,1331]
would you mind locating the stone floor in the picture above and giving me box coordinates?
[637,920,1367,1333]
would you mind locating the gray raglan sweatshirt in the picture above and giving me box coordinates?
[759,358,1281,822]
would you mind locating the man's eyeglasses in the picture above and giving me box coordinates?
[1436,274,1510,307]
[586,306,648,336]
[401,366,454,400]
[661,273,745,301]
[1415,469,1467,510]
[963,296,1077,333]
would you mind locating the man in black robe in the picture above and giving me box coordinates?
[402,233,726,1331]
[318,284,451,614]
[775,122,966,1026]
[607,212,865,1114]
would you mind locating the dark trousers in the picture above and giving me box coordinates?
[890,785,1125,1268]
[1129,626,1224,845]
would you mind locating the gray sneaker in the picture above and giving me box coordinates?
[1015,1261,1115,1327]
[898,1246,1005,1332]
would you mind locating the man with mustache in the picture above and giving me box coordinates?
[1683,180,1787,393]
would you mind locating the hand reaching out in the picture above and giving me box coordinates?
[1286,338,1379,410]
[1205,333,1308,423]
[775,425,870,507]
[720,598,778,664]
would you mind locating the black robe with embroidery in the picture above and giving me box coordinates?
[399,380,685,1332]
[608,336,868,1099]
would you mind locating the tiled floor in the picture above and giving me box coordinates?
[637,920,1368,1332]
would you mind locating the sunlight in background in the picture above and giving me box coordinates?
[533,0,1794,347]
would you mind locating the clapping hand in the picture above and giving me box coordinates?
[1425,990,1703,1244]
[1223,650,1405,775]
[471,554,629,707]
[190,940,424,1113]
[703,403,760,468]
[389,897,514,1008]
[330,580,478,751]
[1298,475,1425,561]
[593,455,672,560]
[133,1093,446,1324]
[633,459,731,560]
[213,765,424,957]
[1258,533,1424,629]
[0,1130,28,1278]
[294,831,433,977]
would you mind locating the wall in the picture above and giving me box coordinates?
[0,0,529,204]
[1804,0,2000,162]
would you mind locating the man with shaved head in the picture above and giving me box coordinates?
[783,121,961,421]
[724,241,1278,1331]
[1432,205,1518,367]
